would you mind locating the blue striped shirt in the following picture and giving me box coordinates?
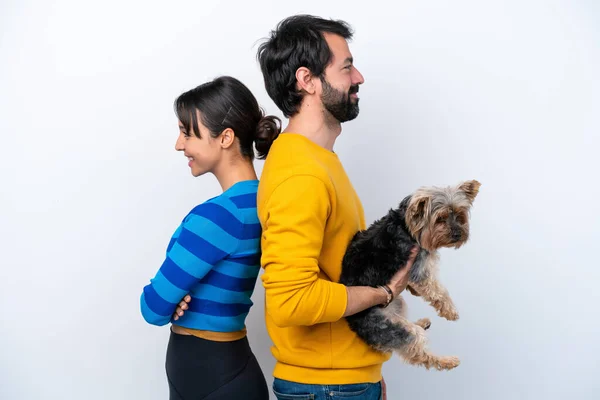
[140,180,261,332]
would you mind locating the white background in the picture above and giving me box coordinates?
[1,0,598,399]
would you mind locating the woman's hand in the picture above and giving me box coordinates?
[172,295,191,321]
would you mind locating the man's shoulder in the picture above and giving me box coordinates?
[258,161,332,213]
[261,155,330,190]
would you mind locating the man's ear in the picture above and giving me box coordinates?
[295,67,316,95]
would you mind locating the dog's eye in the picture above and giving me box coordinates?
[436,217,446,223]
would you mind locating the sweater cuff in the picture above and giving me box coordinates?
[324,281,348,322]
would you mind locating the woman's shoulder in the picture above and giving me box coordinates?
[220,180,259,211]
[183,185,258,233]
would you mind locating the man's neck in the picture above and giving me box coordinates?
[284,105,341,152]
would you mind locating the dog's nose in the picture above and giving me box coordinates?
[451,231,462,242]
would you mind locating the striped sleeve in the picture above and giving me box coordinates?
[140,201,243,326]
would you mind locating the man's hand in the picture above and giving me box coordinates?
[342,246,420,317]
[172,295,191,321]
[382,376,387,400]
[387,246,419,297]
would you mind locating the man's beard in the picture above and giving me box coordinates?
[320,77,360,123]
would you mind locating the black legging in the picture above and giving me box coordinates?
[165,329,269,400]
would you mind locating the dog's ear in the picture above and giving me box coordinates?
[458,180,481,204]
[406,195,430,237]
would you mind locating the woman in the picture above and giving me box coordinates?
[140,76,280,399]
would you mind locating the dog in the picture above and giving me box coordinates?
[339,180,481,371]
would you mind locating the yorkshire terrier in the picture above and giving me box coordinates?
[339,180,481,371]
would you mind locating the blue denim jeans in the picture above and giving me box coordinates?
[272,378,382,400]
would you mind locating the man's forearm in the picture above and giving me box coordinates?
[342,286,388,317]
[342,247,418,318]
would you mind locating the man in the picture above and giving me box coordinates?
[255,15,418,399]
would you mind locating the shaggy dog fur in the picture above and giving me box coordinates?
[339,180,481,370]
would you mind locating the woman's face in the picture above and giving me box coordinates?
[174,112,222,177]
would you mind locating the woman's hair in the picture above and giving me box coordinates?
[174,76,281,160]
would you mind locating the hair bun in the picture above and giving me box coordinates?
[254,115,281,159]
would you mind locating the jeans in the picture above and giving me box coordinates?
[272,378,382,400]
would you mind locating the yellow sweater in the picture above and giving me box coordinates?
[257,133,391,384]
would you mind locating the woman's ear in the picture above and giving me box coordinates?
[220,128,235,149]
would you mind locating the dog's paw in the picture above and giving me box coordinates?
[415,318,431,330]
[436,356,460,371]
[439,306,459,321]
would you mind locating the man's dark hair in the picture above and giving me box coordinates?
[257,15,353,118]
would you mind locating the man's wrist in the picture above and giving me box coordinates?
[377,285,394,308]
